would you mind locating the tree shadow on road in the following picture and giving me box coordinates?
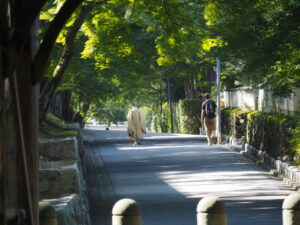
[83,129,294,225]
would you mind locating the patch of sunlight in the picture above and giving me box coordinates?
[145,134,201,138]
[157,170,292,200]
[117,144,220,151]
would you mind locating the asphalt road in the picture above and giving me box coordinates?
[82,128,296,225]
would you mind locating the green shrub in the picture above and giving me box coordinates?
[146,99,202,134]
[160,102,169,133]
[148,110,168,133]
[144,107,154,131]
[150,115,158,132]
[179,99,202,134]
[47,113,66,127]
[173,102,181,133]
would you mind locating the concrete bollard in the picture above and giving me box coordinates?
[197,196,227,225]
[112,198,142,225]
[39,201,57,225]
[282,193,300,225]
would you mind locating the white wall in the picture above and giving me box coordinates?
[223,86,300,115]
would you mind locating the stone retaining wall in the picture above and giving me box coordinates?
[39,137,79,161]
[221,108,292,160]
[39,136,91,225]
[42,194,89,225]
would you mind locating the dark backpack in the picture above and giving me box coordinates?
[204,100,215,119]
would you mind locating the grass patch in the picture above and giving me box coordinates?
[223,108,247,115]
[40,113,78,139]
[46,113,79,129]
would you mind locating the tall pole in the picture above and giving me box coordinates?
[167,77,174,133]
[216,56,222,144]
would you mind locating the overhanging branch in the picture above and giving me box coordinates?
[31,0,84,85]
[38,1,105,121]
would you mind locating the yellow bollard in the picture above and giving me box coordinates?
[282,193,300,225]
[112,198,142,225]
[197,196,227,225]
[39,201,57,225]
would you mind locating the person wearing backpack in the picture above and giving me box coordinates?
[200,93,217,145]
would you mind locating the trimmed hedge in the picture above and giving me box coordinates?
[179,99,202,134]
[146,99,203,135]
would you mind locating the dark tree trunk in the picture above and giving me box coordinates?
[48,90,74,121]
[82,103,90,117]
[2,1,39,224]
[31,0,85,85]
[0,0,86,224]
[0,30,5,225]
[167,78,174,133]
[159,83,163,114]
[184,78,198,99]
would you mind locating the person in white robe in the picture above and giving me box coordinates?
[127,103,146,145]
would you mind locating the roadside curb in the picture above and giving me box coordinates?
[226,143,300,191]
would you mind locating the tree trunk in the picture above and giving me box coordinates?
[1,0,86,224]
[0,31,5,225]
[48,90,74,121]
[31,0,85,85]
[184,78,198,99]
[5,30,38,225]
[81,102,90,118]
[167,78,174,133]
[159,83,163,114]
[1,2,39,224]
[39,1,100,122]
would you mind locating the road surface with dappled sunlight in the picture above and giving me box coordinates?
[82,128,296,225]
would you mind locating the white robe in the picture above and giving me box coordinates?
[127,107,146,140]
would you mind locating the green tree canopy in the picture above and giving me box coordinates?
[203,0,300,95]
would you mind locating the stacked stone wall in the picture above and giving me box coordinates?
[39,134,91,225]
[221,108,292,160]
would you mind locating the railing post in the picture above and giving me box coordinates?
[39,201,57,225]
[282,193,300,225]
[197,196,227,225]
[112,198,142,225]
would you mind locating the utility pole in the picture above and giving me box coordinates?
[167,77,174,133]
[216,56,222,144]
